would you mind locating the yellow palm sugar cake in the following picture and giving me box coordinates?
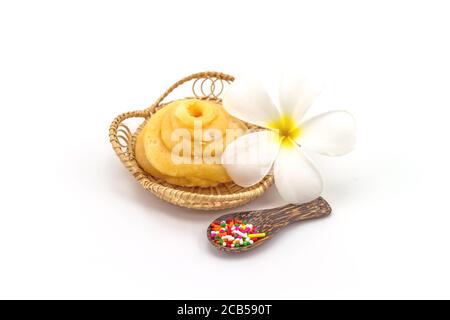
[135,99,246,187]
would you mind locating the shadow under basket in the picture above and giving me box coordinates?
[109,71,274,210]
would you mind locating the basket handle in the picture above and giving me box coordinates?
[146,71,234,113]
[109,110,148,164]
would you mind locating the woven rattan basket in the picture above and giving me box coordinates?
[109,71,274,210]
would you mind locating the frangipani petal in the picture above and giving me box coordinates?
[223,76,280,128]
[279,73,322,123]
[297,111,356,156]
[274,145,323,204]
[222,130,280,187]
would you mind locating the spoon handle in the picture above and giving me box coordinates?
[290,197,332,221]
[265,197,332,223]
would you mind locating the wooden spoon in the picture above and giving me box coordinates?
[207,197,332,253]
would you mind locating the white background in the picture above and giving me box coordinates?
[1,0,449,299]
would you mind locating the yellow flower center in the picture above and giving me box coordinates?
[268,115,302,148]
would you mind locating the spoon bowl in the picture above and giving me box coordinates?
[207,197,332,253]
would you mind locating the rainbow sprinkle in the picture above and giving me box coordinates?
[210,219,266,248]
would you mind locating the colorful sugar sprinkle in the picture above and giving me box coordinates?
[210,219,266,248]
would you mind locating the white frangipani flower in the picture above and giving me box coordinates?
[221,75,356,204]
